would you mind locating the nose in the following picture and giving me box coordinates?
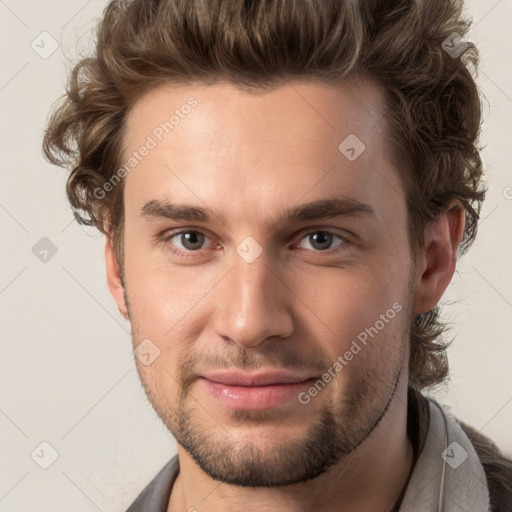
[211,248,295,349]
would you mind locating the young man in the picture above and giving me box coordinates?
[43,0,512,510]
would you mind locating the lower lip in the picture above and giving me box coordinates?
[200,378,314,410]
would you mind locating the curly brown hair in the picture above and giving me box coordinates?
[42,0,486,391]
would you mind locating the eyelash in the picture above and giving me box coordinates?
[161,228,353,259]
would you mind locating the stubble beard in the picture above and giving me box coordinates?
[133,329,409,487]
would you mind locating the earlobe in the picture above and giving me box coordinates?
[105,237,129,321]
[412,201,465,315]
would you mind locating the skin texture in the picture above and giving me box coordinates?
[105,77,465,512]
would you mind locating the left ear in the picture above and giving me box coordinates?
[412,200,466,315]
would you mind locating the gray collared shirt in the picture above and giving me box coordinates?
[125,455,179,512]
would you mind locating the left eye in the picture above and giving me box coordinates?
[296,231,346,251]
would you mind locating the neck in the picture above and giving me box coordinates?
[168,373,414,512]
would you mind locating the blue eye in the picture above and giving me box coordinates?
[297,231,347,251]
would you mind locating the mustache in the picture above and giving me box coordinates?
[178,345,332,389]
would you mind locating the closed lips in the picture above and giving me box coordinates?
[202,371,314,387]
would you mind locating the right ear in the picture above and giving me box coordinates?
[105,237,129,321]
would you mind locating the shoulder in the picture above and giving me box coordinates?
[458,420,512,512]
[409,388,512,511]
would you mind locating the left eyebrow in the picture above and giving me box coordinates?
[273,197,376,225]
[139,196,376,225]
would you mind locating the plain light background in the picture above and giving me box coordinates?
[0,0,511,510]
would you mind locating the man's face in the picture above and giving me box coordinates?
[118,78,415,486]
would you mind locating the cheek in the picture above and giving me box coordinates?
[317,267,405,324]
[123,236,217,332]
[305,262,410,364]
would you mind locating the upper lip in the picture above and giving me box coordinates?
[202,370,314,387]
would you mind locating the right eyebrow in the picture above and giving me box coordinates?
[140,200,228,224]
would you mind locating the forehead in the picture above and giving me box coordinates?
[123,77,387,156]
[121,77,403,228]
